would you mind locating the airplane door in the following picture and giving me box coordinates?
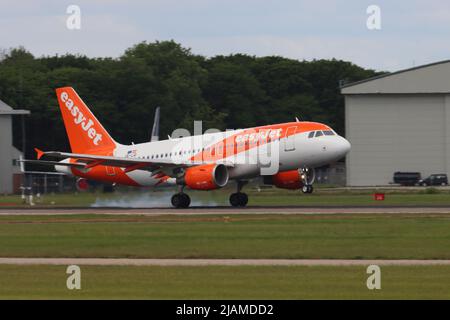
[105,151,116,176]
[284,126,297,151]
[105,166,116,176]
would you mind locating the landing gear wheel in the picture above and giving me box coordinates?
[230,192,248,207]
[182,193,191,207]
[238,192,248,206]
[302,185,313,194]
[171,193,191,208]
[230,193,240,207]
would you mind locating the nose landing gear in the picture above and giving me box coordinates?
[300,167,315,194]
[229,180,249,207]
[302,184,313,194]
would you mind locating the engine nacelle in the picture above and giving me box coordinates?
[178,164,229,190]
[270,170,302,189]
[264,168,315,190]
[54,159,74,176]
[76,178,90,192]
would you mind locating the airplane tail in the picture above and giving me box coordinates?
[55,87,117,154]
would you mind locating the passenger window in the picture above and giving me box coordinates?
[308,131,315,138]
[315,131,323,137]
[323,130,334,136]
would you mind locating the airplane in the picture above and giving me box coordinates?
[23,87,351,208]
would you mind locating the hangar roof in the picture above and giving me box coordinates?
[341,60,450,95]
[0,99,30,115]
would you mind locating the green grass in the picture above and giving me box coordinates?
[1,213,450,259]
[0,193,103,207]
[3,188,450,207]
[1,265,449,299]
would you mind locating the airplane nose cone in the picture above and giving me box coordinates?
[340,137,351,155]
[328,136,351,161]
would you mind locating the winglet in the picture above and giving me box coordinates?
[34,148,44,160]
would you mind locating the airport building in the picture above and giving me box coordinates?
[0,99,29,194]
[342,60,450,186]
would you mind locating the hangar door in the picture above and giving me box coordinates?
[345,95,446,186]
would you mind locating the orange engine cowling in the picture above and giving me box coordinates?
[271,170,302,189]
[180,164,229,190]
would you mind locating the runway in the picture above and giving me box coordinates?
[1,257,450,266]
[1,206,450,215]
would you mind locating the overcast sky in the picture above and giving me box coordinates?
[1,0,449,71]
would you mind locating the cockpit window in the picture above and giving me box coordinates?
[323,130,335,136]
[315,131,324,137]
[308,131,315,138]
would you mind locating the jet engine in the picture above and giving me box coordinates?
[178,164,229,190]
[264,168,315,190]
[76,178,90,192]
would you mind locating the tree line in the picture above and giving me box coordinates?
[0,40,380,158]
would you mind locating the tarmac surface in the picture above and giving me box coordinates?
[0,258,449,266]
[1,206,450,215]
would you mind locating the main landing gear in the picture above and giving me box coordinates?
[229,181,248,207]
[171,186,191,208]
[171,181,250,209]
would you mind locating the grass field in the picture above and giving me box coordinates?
[0,212,449,299]
[0,264,449,299]
[1,195,450,299]
[1,213,450,259]
[3,187,450,207]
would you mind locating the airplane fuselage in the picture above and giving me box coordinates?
[56,121,350,187]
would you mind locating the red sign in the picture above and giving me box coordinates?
[374,193,385,201]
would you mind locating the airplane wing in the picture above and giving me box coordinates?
[17,157,73,175]
[33,148,208,175]
[19,159,86,168]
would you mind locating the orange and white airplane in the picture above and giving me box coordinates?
[26,87,350,208]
